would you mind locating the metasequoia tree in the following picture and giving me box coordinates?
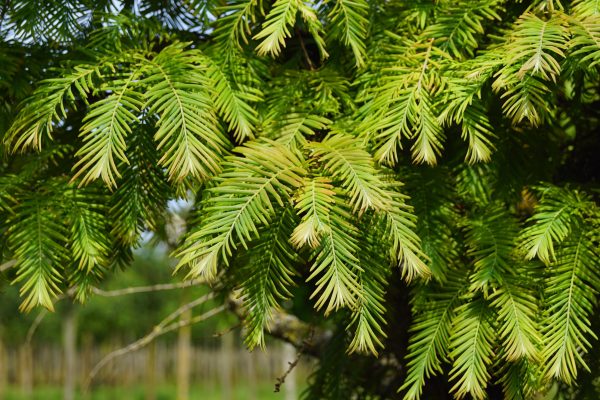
[1,0,600,398]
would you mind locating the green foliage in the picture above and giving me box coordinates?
[448,299,495,400]
[9,184,68,312]
[2,1,600,399]
[236,206,300,348]
[176,141,306,280]
[308,133,390,213]
[328,0,369,67]
[254,0,299,56]
[401,270,465,400]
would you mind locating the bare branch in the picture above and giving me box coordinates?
[274,349,303,392]
[25,309,48,346]
[91,278,206,297]
[227,293,332,357]
[84,293,221,390]
[213,322,241,338]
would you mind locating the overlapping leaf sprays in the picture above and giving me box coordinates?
[2,0,600,398]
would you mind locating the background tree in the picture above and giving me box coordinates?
[1,0,600,398]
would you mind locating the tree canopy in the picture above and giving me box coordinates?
[1,0,600,398]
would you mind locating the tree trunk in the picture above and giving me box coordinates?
[18,344,32,397]
[145,340,157,400]
[176,308,191,400]
[62,305,77,400]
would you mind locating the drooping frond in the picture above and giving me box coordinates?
[380,180,429,281]
[542,228,600,384]
[214,0,262,52]
[439,71,497,163]
[176,140,306,280]
[425,0,502,59]
[569,15,600,68]
[403,167,459,281]
[572,0,600,17]
[409,90,445,165]
[506,13,568,81]
[66,187,110,272]
[271,113,331,151]
[7,0,90,43]
[237,206,300,348]
[6,64,101,151]
[466,206,518,295]
[493,13,569,125]
[308,133,390,214]
[401,271,465,400]
[291,177,336,248]
[307,199,361,313]
[110,125,171,245]
[448,299,495,400]
[498,360,535,400]
[347,233,388,356]
[64,186,111,301]
[254,0,299,56]
[460,102,496,164]
[491,280,540,362]
[328,0,369,67]
[204,57,261,142]
[465,206,540,361]
[9,184,67,312]
[520,186,591,264]
[84,14,165,54]
[142,43,230,182]
[72,68,144,188]
[367,38,446,165]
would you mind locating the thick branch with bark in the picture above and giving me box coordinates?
[226,292,332,357]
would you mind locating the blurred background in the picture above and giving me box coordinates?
[0,243,311,400]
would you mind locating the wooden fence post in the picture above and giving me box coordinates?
[145,340,157,400]
[176,308,191,400]
[62,304,78,400]
[0,337,6,400]
[18,343,32,397]
[220,331,234,400]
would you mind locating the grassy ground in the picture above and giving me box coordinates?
[2,383,296,400]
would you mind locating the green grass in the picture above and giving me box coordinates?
[3,383,297,400]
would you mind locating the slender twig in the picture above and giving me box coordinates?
[297,29,315,70]
[22,284,211,353]
[274,350,302,393]
[91,278,205,297]
[25,309,48,347]
[274,326,313,392]
[212,322,241,338]
[84,294,221,390]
